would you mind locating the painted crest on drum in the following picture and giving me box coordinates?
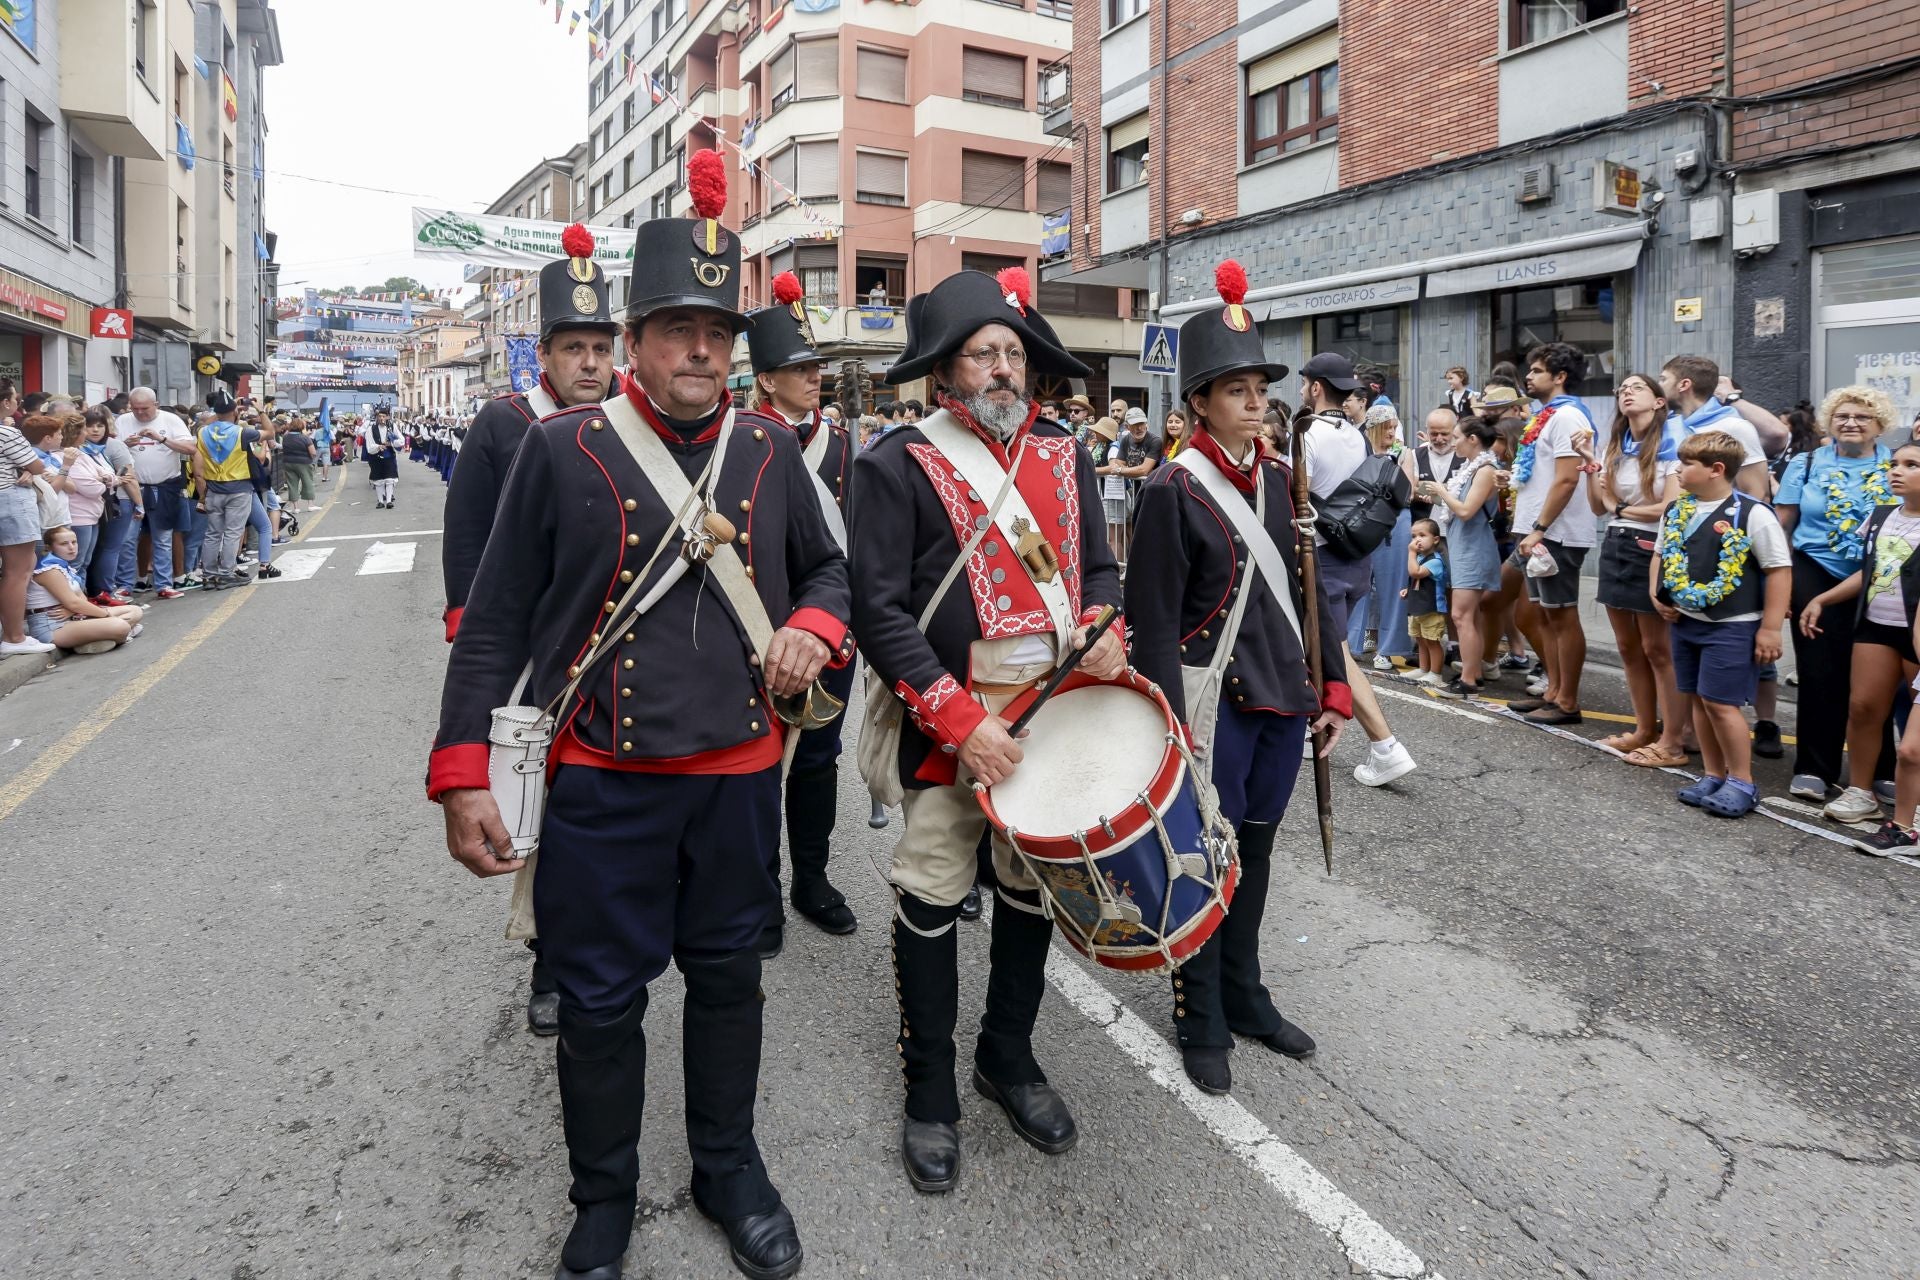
[904,437,1083,638]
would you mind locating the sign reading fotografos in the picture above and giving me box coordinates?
[411,209,640,274]
[1265,275,1421,321]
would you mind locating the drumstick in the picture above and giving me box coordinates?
[1005,605,1121,740]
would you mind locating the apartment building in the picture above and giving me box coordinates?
[582,0,1141,404]
[0,0,145,399]
[396,317,481,418]
[1726,2,1920,423]
[473,145,589,395]
[1060,0,1733,420]
[273,291,455,416]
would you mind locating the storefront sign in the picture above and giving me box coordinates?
[412,207,638,273]
[0,280,68,323]
[90,307,133,338]
[1596,161,1642,216]
[1424,237,1646,298]
[1265,275,1421,321]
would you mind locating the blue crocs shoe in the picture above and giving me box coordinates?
[1677,775,1725,807]
[1701,779,1759,818]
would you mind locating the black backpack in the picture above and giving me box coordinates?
[1316,450,1412,559]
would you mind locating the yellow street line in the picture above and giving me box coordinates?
[0,469,351,823]
[1391,680,1800,746]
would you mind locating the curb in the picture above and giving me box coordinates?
[0,650,53,703]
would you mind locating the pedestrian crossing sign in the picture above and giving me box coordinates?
[1140,323,1178,376]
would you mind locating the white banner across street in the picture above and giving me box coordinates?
[411,208,638,274]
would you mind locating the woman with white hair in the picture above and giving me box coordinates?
[1350,403,1417,670]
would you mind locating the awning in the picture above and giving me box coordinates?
[1040,256,1154,289]
[1159,220,1653,319]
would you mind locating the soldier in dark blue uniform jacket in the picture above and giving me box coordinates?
[1125,261,1353,1098]
[738,270,859,954]
[428,152,840,1280]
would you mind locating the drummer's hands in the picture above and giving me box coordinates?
[960,715,1025,787]
[442,788,525,878]
[763,626,830,696]
[1072,623,1128,681]
[1309,709,1348,759]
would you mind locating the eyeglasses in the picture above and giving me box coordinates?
[1832,412,1879,425]
[958,347,1027,370]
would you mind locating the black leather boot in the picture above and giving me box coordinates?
[973,887,1076,1154]
[1171,933,1232,1095]
[680,950,801,1279]
[892,891,963,1191]
[527,939,560,1037]
[554,995,649,1279]
[1222,821,1317,1060]
[785,766,856,935]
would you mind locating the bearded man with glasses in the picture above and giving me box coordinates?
[849,267,1126,1195]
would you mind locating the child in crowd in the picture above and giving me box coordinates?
[1400,518,1449,684]
[26,526,146,654]
[1652,431,1792,818]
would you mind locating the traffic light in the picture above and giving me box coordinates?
[856,360,874,411]
[841,358,864,416]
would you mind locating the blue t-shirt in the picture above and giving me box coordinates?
[1416,552,1448,615]
[1775,443,1892,578]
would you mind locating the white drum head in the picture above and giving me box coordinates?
[991,685,1167,836]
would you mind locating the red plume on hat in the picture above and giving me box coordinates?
[1215,260,1249,305]
[561,223,596,260]
[771,271,803,305]
[996,266,1031,317]
[689,149,727,220]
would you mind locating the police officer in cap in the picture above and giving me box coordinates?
[440,224,624,1038]
[428,150,847,1280]
[740,272,858,953]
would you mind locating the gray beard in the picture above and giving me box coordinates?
[960,389,1030,440]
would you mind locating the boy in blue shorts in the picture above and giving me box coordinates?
[1652,430,1792,817]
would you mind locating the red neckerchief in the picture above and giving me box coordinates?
[625,382,733,445]
[934,393,1039,469]
[1190,425,1258,494]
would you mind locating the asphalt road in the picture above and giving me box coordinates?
[2,461,1916,1279]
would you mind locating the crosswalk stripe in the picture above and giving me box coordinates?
[357,541,417,576]
[263,547,334,581]
[306,529,444,543]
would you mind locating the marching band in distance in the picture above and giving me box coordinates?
[429,150,1338,1280]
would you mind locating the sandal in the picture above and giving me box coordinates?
[1622,744,1690,768]
[1524,706,1584,726]
[1599,731,1655,753]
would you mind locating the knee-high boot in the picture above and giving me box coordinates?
[1220,820,1283,1038]
[555,995,649,1274]
[891,892,962,1123]
[783,766,855,932]
[678,950,779,1219]
[973,886,1052,1086]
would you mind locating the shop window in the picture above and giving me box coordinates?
[856,47,907,104]
[962,49,1026,110]
[961,150,1025,210]
[1107,0,1145,29]
[1816,235,1920,429]
[1491,281,1616,398]
[1508,0,1623,48]
[1245,44,1337,165]
[1106,114,1147,192]
[1313,308,1402,405]
[855,255,906,309]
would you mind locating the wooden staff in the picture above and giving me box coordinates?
[1289,417,1337,875]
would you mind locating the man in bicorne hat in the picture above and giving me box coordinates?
[440,224,625,1039]
[428,150,845,1280]
[740,271,859,953]
[849,267,1125,1194]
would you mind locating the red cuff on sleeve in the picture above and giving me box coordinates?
[1321,680,1353,722]
[897,672,986,752]
[1078,605,1117,627]
[443,605,464,644]
[427,743,490,802]
[786,606,854,667]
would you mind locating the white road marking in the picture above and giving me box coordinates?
[1045,952,1445,1280]
[1373,685,1496,724]
[306,529,443,542]
[262,547,334,582]
[356,541,416,576]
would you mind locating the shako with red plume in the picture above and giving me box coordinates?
[996,266,1031,318]
[689,148,727,254]
[535,220,617,339]
[745,270,823,373]
[624,145,745,328]
[561,222,596,263]
[1216,259,1251,332]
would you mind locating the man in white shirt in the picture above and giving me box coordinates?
[1508,343,1600,725]
[1660,355,1783,500]
[114,387,196,598]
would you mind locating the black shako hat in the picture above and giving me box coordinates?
[538,224,618,342]
[1177,261,1289,403]
[625,149,747,332]
[885,267,1089,386]
[745,271,824,374]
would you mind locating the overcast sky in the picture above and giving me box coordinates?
[266,0,588,297]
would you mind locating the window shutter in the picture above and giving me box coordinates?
[770,245,795,277]
[797,139,839,199]
[768,145,797,193]
[1037,161,1070,213]
[770,45,795,99]
[857,47,907,102]
[1246,28,1338,95]
[856,150,907,200]
[796,244,837,270]
[962,48,1025,103]
[796,37,839,97]
[1107,112,1149,152]
[961,150,1025,209]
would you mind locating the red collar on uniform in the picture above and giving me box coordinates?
[537,372,559,402]
[1190,425,1259,494]
[934,394,1039,469]
[765,404,820,445]
[625,382,733,444]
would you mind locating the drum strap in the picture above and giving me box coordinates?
[1172,448,1302,651]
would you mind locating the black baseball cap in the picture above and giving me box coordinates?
[1299,352,1360,393]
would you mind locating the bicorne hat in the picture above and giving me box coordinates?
[625,149,746,332]
[538,224,618,342]
[885,267,1089,386]
[745,271,824,374]
[1176,261,1289,403]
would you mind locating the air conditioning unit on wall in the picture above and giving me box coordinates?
[1517,163,1555,205]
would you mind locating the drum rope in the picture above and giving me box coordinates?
[1142,793,1182,972]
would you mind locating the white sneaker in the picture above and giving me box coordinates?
[0,637,55,656]
[1823,786,1882,824]
[1526,675,1550,696]
[1372,653,1394,672]
[1482,661,1499,680]
[1419,671,1447,686]
[1354,741,1417,787]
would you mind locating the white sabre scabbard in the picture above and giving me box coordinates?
[487,704,554,856]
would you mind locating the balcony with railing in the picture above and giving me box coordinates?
[1039,58,1072,138]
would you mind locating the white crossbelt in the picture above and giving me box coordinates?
[525,382,561,418]
[1172,447,1302,646]
[800,422,847,553]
